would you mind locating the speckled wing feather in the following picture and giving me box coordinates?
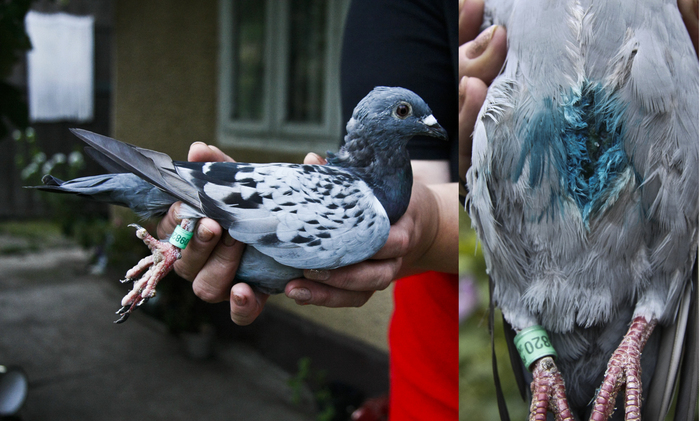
[174,161,391,270]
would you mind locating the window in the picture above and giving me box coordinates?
[218,0,349,153]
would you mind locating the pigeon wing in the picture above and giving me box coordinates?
[69,128,201,209]
[175,161,391,270]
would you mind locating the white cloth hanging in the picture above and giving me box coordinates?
[25,11,94,122]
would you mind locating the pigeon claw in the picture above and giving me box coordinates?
[114,308,131,324]
[529,356,574,421]
[588,316,657,421]
[113,224,182,323]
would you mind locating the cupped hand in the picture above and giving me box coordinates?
[156,142,267,326]
[458,0,507,192]
[284,153,449,307]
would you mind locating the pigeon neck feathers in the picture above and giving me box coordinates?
[326,86,446,224]
[327,125,413,224]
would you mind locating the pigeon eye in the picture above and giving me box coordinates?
[394,103,412,119]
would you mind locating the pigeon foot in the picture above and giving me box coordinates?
[589,316,657,421]
[114,224,181,323]
[529,356,574,421]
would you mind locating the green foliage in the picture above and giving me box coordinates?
[0,0,32,76]
[13,127,109,245]
[459,214,529,421]
[288,357,335,421]
[0,0,33,138]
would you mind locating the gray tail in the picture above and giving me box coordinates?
[69,128,201,210]
[30,173,177,218]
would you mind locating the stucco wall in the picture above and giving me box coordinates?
[113,0,393,352]
[113,0,218,160]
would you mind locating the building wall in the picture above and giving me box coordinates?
[113,0,394,352]
[113,0,219,160]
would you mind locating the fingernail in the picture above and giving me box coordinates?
[288,288,311,302]
[196,224,215,242]
[233,293,246,307]
[191,141,206,147]
[173,202,183,222]
[222,232,237,246]
[304,269,330,281]
[465,25,498,59]
[305,152,327,165]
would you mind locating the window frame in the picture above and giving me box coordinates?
[217,0,349,154]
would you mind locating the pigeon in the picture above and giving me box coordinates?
[465,1,697,420]
[34,87,447,323]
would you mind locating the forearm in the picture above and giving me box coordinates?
[399,182,459,277]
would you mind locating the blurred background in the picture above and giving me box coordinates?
[458,214,528,420]
[0,1,392,420]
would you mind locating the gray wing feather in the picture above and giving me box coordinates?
[69,128,201,209]
[643,275,695,420]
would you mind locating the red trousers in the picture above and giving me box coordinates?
[389,271,458,420]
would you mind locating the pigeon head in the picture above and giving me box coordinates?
[328,87,446,223]
[346,86,448,145]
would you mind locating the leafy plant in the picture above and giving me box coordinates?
[13,127,111,245]
[288,357,336,421]
[0,0,33,138]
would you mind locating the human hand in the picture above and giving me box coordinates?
[458,0,507,193]
[678,0,698,55]
[284,154,453,307]
[156,142,266,326]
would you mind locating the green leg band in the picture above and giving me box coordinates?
[169,224,193,249]
[514,325,557,371]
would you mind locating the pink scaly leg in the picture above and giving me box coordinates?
[589,316,657,421]
[114,222,189,323]
[529,356,575,421]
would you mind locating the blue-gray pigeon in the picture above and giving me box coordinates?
[34,87,447,323]
[466,1,697,420]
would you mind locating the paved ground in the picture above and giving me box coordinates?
[0,244,316,421]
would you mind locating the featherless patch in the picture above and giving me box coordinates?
[513,82,628,223]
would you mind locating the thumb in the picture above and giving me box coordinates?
[303,152,327,165]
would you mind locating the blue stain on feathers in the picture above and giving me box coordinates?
[512,82,629,223]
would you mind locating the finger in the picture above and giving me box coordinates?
[679,0,699,56]
[459,76,488,175]
[230,282,268,326]
[303,152,327,165]
[459,0,484,45]
[458,25,507,84]
[190,233,246,302]
[172,217,223,281]
[285,279,375,308]
[188,141,236,163]
[156,202,183,239]
[302,257,401,292]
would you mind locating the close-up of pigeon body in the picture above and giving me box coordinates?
[466,1,697,420]
[35,86,447,322]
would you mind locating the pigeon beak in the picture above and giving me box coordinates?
[420,114,448,140]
